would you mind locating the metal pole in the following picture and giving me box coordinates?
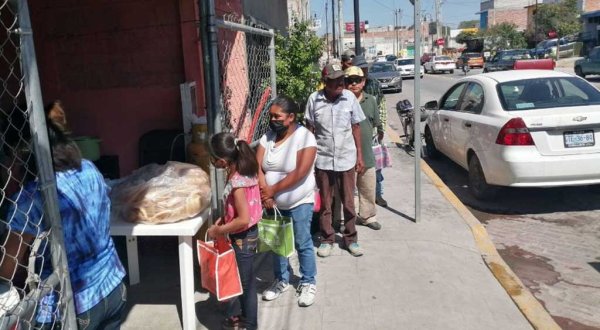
[414,0,422,223]
[269,29,278,98]
[206,0,225,216]
[16,0,77,327]
[331,0,337,57]
[354,0,361,55]
[326,2,330,61]
[338,0,344,55]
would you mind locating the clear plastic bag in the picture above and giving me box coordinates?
[110,161,211,224]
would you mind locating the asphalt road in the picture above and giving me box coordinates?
[384,69,600,330]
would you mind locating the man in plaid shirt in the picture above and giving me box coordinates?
[352,55,388,207]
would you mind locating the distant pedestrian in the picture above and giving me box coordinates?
[256,96,318,307]
[352,55,388,207]
[344,66,383,230]
[341,49,356,70]
[207,132,262,330]
[305,63,366,257]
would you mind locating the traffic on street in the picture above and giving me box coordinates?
[385,68,600,330]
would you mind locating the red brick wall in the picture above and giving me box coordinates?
[584,0,600,12]
[29,0,206,175]
[489,8,528,30]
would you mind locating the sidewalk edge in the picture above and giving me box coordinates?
[420,160,560,330]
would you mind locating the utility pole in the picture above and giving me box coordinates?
[326,1,330,61]
[435,0,441,52]
[394,9,402,56]
[331,0,336,58]
[353,0,361,55]
[338,0,344,54]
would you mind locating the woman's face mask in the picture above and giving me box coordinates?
[268,104,294,136]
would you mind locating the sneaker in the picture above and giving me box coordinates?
[375,196,388,207]
[297,283,317,307]
[347,243,364,257]
[222,315,245,330]
[262,280,289,301]
[366,221,382,230]
[317,243,333,258]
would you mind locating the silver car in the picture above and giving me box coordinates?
[369,62,402,93]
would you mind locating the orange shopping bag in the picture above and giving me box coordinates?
[197,236,243,301]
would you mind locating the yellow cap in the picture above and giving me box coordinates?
[344,66,364,77]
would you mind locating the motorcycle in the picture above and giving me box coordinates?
[462,63,470,75]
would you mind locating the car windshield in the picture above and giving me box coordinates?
[398,59,414,65]
[497,77,600,111]
[371,63,396,72]
[435,56,452,61]
[500,50,531,61]
[464,53,481,58]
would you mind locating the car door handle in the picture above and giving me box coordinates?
[464,122,472,128]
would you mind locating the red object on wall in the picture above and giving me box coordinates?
[548,31,557,38]
[435,38,445,46]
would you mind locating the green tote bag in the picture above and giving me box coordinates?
[258,207,295,257]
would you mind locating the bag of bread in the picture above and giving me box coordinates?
[110,161,211,224]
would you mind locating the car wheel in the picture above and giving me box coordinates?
[483,67,488,73]
[424,127,440,159]
[575,66,586,78]
[468,154,498,200]
[450,69,454,74]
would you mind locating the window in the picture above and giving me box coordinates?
[440,83,467,110]
[497,77,600,111]
[458,83,484,113]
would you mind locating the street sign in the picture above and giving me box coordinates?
[436,38,445,46]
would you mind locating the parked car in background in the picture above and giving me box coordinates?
[375,55,388,62]
[423,70,600,200]
[424,55,455,74]
[386,54,398,62]
[533,38,574,58]
[574,46,600,78]
[456,52,484,69]
[420,52,436,65]
[369,62,402,93]
[483,49,532,72]
[394,58,424,78]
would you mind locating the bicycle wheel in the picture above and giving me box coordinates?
[400,115,409,139]
[407,120,415,147]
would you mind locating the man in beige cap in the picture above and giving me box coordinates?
[305,63,366,257]
[344,66,382,230]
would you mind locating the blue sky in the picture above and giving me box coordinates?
[310,0,481,35]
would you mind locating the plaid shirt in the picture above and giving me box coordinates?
[364,77,387,134]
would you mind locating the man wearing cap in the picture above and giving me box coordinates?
[304,63,366,258]
[352,55,389,207]
[341,50,355,70]
[344,66,383,230]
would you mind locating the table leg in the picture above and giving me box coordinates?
[178,235,197,330]
[125,236,140,285]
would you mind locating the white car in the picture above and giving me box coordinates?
[423,70,600,199]
[394,58,424,78]
[424,55,455,74]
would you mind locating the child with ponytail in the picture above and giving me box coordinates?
[206,132,262,330]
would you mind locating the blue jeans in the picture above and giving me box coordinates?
[227,226,258,330]
[274,203,317,285]
[376,169,384,197]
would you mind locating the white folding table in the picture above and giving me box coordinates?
[110,209,209,330]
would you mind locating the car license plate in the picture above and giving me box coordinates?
[563,130,595,148]
[381,84,388,88]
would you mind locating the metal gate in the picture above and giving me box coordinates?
[0,1,75,329]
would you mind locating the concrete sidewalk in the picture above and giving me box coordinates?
[119,139,554,329]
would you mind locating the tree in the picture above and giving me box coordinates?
[455,29,479,44]
[531,0,580,43]
[458,20,479,29]
[274,20,324,106]
[483,22,526,51]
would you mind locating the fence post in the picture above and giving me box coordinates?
[16,0,77,327]
[269,29,277,99]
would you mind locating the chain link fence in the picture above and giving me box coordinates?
[1,0,75,328]
[214,13,277,144]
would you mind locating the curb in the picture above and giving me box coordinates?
[385,126,560,330]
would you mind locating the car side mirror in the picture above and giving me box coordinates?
[424,100,438,110]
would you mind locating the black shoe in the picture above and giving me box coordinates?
[366,222,382,230]
[375,196,388,207]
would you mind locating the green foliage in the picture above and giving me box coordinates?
[483,22,526,50]
[275,20,324,105]
[455,30,479,44]
[531,0,580,42]
[458,20,479,29]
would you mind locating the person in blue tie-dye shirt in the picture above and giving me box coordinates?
[0,121,126,329]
